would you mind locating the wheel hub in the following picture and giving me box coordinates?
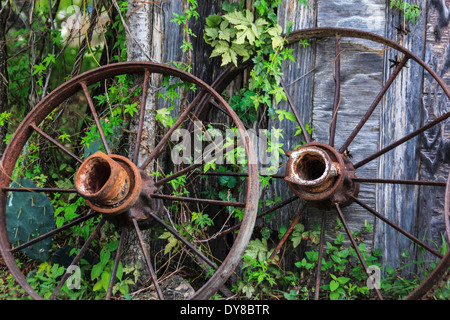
[284,142,359,209]
[75,151,162,226]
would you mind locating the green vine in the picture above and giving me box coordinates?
[204,0,302,114]
[390,0,421,25]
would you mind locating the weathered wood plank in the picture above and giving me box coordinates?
[305,0,385,250]
[376,0,427,270]
[417,0,450,262]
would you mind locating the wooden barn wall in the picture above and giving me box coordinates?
[271,0,450,270]
[134,0,450,269]
[419,0,450,261]
[377,0,427,270]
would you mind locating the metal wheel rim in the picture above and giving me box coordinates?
[191,27,450,299]
[0,61,259,300]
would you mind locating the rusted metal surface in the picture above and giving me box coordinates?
[284,142,359,208]
[76,152,132,207]
[75,151,142,216]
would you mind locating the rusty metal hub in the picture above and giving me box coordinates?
[75,151,162,226]
[285,142,359,209]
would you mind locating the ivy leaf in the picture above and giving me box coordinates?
[218,27,232,41]
[205,14,222,27]
[231,43,251,62]
[219,175,238,188]
[159,231,179,255]
[210,41,238,66]
[255,18,268,30]
[210,41,230,57]
[275,110,296,122]
[223,9,252,26]
[269,86,287,104]
[204,27,219,43]
[234,25,257,45]
[267,25,284,49]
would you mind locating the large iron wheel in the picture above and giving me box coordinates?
[193,27,450,299]
[0,62,259,300]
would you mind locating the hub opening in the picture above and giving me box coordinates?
[80,158,111,195]
[297,153,327,182]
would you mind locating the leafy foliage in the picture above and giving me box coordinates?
[390,0,421,24]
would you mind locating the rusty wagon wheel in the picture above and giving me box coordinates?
[0,62,259,300]
[192,27,450,299]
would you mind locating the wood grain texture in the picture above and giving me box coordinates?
[418,0,450,262]
[282,0,385,250]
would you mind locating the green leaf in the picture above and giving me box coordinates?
[93,280,103,291]
[267,25,284,49]
[231,43,251,61]
[338,250,349,258]
[330,291,340,300]
[102,271,111,291]
[385,265,395,275]
[100,249,111,267]
[278,225,287,239]
[283,289,298,300]
[91,263,104,280]
[223,10,252,26]
[116,261,124,281]
[205,14,222,27]
[234,26,256,45]
[338,277,350,285]
[330,280,339,292]
[292,234,301,248]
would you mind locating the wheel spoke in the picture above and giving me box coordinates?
[154,163,202,187]
[354,108,450,169]
[132,219,164,300]
[2,187,77,193]
[106,227,127,300]
[30,123,83,164]
[147,210,218,270]
[155,140,241,187]
[329,34,341,148]
[339,56,409,153]
[219,196,299,237]
[268,201,307,260]
[49,217,106,300]
[133,70,151,165]
[281,78,311,144]
[335,203,383,300]
[10,211,99,254]
[314,212,326,300]
[151,193,246,207]
[201,171,285,179]
[352,177,446,187]
[81,81,112,155]
[350,195,443,258]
